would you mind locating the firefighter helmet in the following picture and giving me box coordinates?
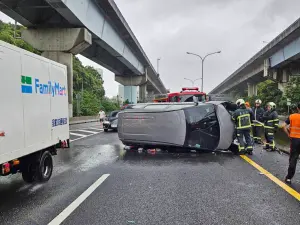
[255,99,262,104]
[236,99,245,106]
[267,102,276,109]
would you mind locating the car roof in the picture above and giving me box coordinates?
[119,102,218,113]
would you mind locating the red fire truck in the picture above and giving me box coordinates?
[153,87,207,103]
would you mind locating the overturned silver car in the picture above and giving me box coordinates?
[117,101,238,153]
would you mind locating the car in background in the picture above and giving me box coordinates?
[103,110,120,132]
[121,103,147,110]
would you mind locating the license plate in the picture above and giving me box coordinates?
[103,121,110,124]
[111,124,117,128]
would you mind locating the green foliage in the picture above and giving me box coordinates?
[0,20,117,116]
[123,99,130,105]
[242,80,286,113]
[285,76,300,104]
[101,97,120,113]
[0,21,40,54]
[257,80,283,105]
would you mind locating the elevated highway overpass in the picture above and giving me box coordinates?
[210,17,300,97]
[0,0,166,115]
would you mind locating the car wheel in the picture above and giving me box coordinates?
[104,129,108,132]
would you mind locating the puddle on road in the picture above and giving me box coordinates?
[54,144,123,174]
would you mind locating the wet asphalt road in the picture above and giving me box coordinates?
[0,122,299,225]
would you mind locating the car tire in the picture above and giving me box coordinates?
[104,129,108,132]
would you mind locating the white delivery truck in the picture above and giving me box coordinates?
[0,41,70,183]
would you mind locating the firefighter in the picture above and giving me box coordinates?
[232,99,254,155]
[282,103,300,184]
[263,102,279,151]
[252,99,264,144]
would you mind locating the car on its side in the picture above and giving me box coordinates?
[103,110,120,132]
[117,101,239,153]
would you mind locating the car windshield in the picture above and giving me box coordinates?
[109,111,119,117]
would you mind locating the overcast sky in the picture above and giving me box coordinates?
[1,0,300,96]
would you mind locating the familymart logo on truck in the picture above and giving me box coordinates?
[21,76,66,97]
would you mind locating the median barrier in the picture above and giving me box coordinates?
[69,116,99,125]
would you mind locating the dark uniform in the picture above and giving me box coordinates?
[285,114,300,182]
[232,105,254,154]
[252,106,264,144]
[263,109,279,150]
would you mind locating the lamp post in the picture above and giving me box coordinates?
[186,51,221,92]
[184,78,202,86]
[157,58,161,75]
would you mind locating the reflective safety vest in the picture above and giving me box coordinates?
[232,108,252,130]
[264,110,279,129]
[289,114,300,138]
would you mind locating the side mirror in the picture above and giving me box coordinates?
[193,96,199,105]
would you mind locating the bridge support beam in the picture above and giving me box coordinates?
[21,28,92,117]
[247,82,257,97]
[115,74,149,102]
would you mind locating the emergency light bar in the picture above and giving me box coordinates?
[154,94,168,99]
[182,87,199,91]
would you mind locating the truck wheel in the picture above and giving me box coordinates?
[22,163,36,183]
[36,151,53,182]
[104,129,108,132]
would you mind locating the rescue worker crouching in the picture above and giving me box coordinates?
[252,99,264,144]
[232,99,254,155]
[263,102,279,151]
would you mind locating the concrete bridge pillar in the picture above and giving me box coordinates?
[123,86,137,104]
[139,84,147,103]
[278,69,289,94]
[21,28,92,117]
[115,74,149,103]
[247,82,257,97]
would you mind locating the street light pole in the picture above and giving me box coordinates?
[184,78,202,86]
[186,51,221,92]
[157,58,161,75]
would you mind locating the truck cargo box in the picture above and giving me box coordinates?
[0,40,69,165]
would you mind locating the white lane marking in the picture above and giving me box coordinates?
[70,132,87,137]
[90,126,104,130]
[69,130,103,142]
[48,174,110,225]
[86,128,103,131]
[76,130,99,134]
